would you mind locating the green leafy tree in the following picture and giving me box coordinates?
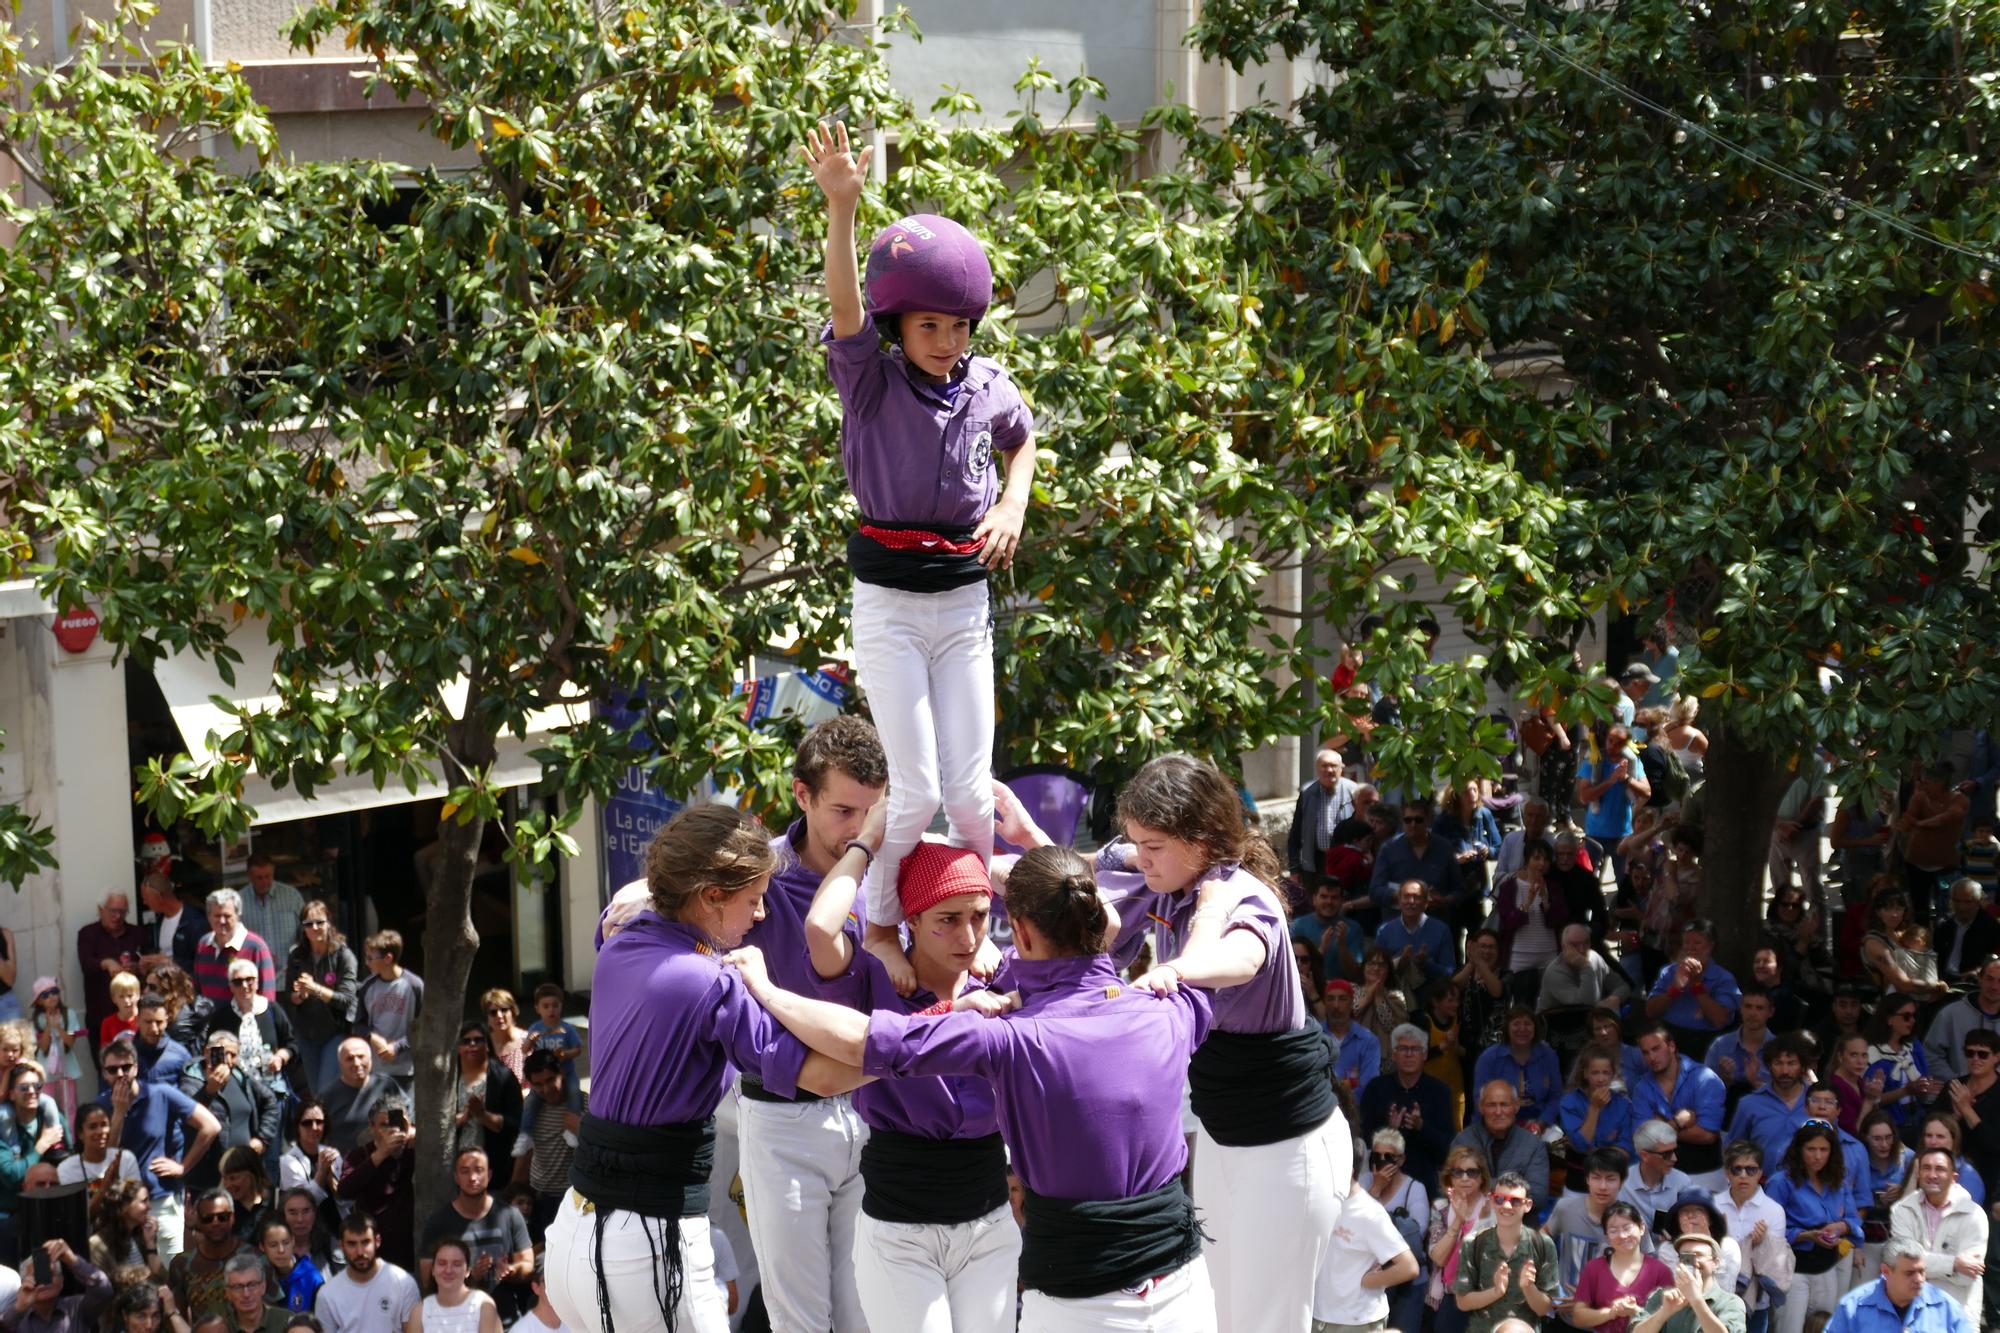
[1194,0,2000,959]
[0,0,1557,1213]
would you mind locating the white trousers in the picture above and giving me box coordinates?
[1775,1264,1848,1333]
[545,1195,728,1333]
[736,1093,870,1333]
[1019,1257,1217,1333]
[851,579,995,923]
[1195,1112,1349,1333]
[852,1204,1021,1333]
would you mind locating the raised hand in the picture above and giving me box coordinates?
[800,120,873,211]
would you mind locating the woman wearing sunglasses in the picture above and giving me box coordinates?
[480,990,532,1090]
[1450,1170,1557,1333]
[1427,1146,1496,1333]
[1865,993,1941,1128]
[1359,1128,1429,1333]
[1764,1122,1862,1333]
[282,898,357,1099]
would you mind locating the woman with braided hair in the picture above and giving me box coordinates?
[731,839,1216,1331]
[1014,753,1350,1332]
[541,804,865,1333]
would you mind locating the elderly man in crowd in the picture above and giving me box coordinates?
[1622,1120,1693,1240]
[1288,747,1360,893]
[76,891,143,1062]
[194,889,277,1005]
[1631,1226,1747,1333]
[1453,1080,1551,1215]
[1539,924,1632,1011]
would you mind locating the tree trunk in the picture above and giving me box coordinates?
[410,716,499,1225]
[1695,720,1790,976]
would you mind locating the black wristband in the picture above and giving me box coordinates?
[843,840,875,866]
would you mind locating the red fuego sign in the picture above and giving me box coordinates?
[51,606,100,653]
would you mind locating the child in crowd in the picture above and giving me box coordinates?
[28,976,84,1122]
[804,117,1039,991]
[1961,817,2000,900]
[524,982,583,1084]
[100,971,140,1049]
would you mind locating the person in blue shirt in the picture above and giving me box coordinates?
[1726,1035,1813,1170]
[1765,1122,1866,1333]
[524,982,585,1087]
[1327,979,1382,1096]
[1472,1006,1563,1125]
[1865,995,1938,1128]
[1375,879,1457,989]
[1558,1041,1637,1168]
[1578,724,1651,850]
[1631,1023,1729,1186]
[1291,881,1367,979]
[1704,985,1779,1093]
[1588,1009,1652,1095]
[1367,798,1467,919]
[1825,1239,1974,1333]
[1644,919,1741,1056]
[97,1038,223,1265]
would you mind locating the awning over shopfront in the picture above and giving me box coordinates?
[153,625,582,826]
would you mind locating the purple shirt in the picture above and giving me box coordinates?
[814,950,1000,1142]
[820,316,1032,526]
[586,912,808,1124]
[862,953,1210,1200]
[1097,847,1309,1035]
[742,822,865,999]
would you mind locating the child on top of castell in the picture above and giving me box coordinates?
[803,118,1039,992]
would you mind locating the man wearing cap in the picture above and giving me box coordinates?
[1619,664,1658,734]
[1654,1189,1744,1305]
[1630,1229,1747,1333]
[732,717,886,1333]
[1888,1147,1987,1324]
[1826,1239,1974,1333]
[1326,979,1381,1095]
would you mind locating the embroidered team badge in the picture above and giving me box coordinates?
[968,429,993,476]
[888,232,915,259]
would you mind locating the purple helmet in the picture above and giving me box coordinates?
[863,214,992,323]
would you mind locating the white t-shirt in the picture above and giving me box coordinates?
[55,1149,142,1189]
[1312,1189,1414,1326]
[507,1312,571,1333]
[315,1262,421,1333]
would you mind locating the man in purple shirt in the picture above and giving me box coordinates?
[733,717,886,1333]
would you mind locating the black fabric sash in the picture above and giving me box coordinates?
[1187,1025,1337,1147]
[738,1075,823,1106]
[568,1113,714,1219]
[847,521,988,593]
[1018,1177,1205,1299]
[860,1128,1009,1225]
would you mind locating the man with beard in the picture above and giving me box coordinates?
[313,1212,418,1333]
[1726,1037,1813,1176]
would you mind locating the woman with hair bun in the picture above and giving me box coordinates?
[543,804,865,1333]
[731,837,1216,1331]
[1012,753,1348,1333]
[788,801,1020,1332]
